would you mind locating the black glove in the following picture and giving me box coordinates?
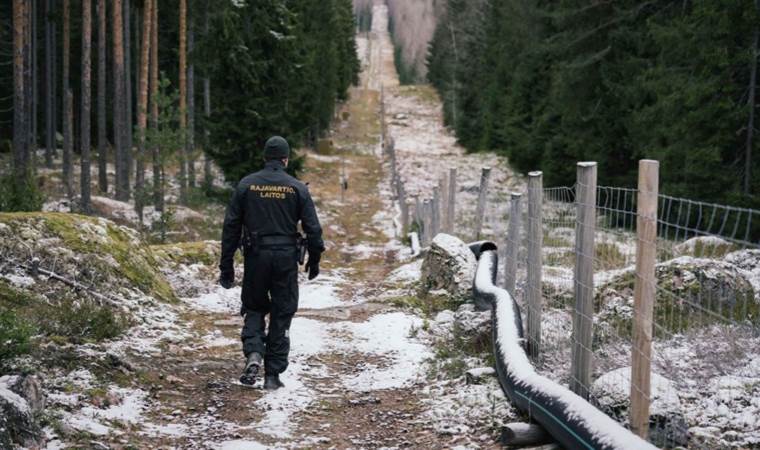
[219,269,234,289]
[305,250,321,281]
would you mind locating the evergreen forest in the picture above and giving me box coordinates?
[427,0,760,206]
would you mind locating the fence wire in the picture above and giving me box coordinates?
[504,183,760,450]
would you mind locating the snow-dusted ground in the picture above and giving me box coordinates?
[532,203,760,448]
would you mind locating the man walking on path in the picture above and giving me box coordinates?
[219,136,324,390]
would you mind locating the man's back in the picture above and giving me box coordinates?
[220,159,323,272]
[218,136,324,390]
[238,161,305,238]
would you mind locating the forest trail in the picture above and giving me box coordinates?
[29,2,519,448]
[116,4,478,449]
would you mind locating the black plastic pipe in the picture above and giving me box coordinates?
[470,242,657,450]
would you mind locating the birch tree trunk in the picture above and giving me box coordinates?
[81,0,93,214]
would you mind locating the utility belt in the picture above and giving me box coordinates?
[241,229,308,265]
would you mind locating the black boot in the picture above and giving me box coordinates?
[239,352,262,386]
[264,374,284,390]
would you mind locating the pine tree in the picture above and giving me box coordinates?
[150,0,162,213]
[81,0,93,214]
[62,0,73,200]
[44,0,55,168]
[97,0,108,194]
[178,0,189,204]
[12,0,27,180]
[135,0,152,223]
[112,0,129,201]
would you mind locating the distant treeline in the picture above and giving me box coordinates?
[199,0,360,182]
[428,0,760,207]
[0,0,359,214]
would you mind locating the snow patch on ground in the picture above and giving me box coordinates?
[300,274,348,309]
[214,440,271,450]
[387,259,423,284]
[202,330,238,348]
[253,317,330,438]
[339,312,429,391]
[185,286,242,314]
[63,387,148,436]
[0,376,31,413]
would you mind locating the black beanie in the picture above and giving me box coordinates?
[264,136,290,160]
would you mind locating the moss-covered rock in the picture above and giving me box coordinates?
[150,240,220,268]
[673,236,738,258]
[420,234,476,305]
[595,257,758,340]
[0,212,175,303]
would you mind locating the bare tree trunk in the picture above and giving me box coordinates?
[187,23,196,189]
[123,0,133,182]
[745,0,760,195]
[97,0,108,194]
[203,76,212,190]
[52,6,57,160]
[134,4,140,131]
[135,0,153,223]
[62,0,73,200]
[448,21,459,129]
[44,0,54,168]
[150,0,163,213]
[81,0,93,214]
[23,0,32,172]
[178,0,188,204]
[28,0,38,173]
[13,0,28,182]
[112,0,129,201]
[202,4,212,191]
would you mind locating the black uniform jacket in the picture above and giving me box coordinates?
[219,160,324,273]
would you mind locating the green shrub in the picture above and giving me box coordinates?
[0,309,35,366]
[0,174,44,212]
[39,298,128,344]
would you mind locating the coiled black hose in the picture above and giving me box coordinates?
[470,242,657,450]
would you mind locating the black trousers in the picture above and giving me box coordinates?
[240,247,299,375]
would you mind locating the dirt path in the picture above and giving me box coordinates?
[35,4,516,449]
[106,4,457,449]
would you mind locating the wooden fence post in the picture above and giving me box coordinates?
[504,192,522,297]
[526,171,543,357]
[432,186,441,238]
[423,198,432,246]
[380,85,386,153]
[439,176,448,234]
[398,181,408,237]
[401,200,410,238]
[475,167,492,239]
[414,195,422,241]
[630,160,659,438]
[388,138,397,195]
[571,162,597,399]
[447,168,457,234]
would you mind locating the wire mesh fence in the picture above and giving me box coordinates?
[503,167,760,449]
